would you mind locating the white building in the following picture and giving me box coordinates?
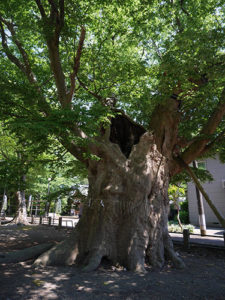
[187,157,225,227]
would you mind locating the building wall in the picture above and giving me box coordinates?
[187,157,225,227]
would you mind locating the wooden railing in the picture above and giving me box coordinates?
[28,216,79,228]
[171,228,225,249]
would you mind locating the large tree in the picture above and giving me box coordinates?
[0,0,225,271]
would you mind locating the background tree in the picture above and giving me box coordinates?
[0,129,86,219]
[168,184,186,230]
[0,0,225,271]
[0,130,31,224]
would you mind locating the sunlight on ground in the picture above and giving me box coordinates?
[54,274,70,281]
[103,280,114,285]
[131,282,137,286]
[4,271,14,276]
[18,226,36,231]
[75,285,93,292]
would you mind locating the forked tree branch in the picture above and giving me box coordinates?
[59,137,88,166]
[35,0,67,107]
[0,16,36,84]
[35,0,46,19]
[0,19,26,73]
[200,129,225,156]
[0,17,51,115]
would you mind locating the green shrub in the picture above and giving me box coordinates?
[168,221,195,233]
[180,200,188,211]
[179,211,189,224]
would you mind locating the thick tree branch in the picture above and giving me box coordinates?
[0,20,26,73]
[0,18,51,115]
[150,97,181,156]
[67,27,86,105]
[48,0,64,33]
[200,130,225,156]
[47,40,67,106]
[48,0,58,13]
[35,0,67,107]
[35,0,47,19]
[59,0,64,27]
[59,137,88,166]
[181,87,225,164]
[0,16,36,84]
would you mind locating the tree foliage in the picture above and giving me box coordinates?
[0,0,224,172]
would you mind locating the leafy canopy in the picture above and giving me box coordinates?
[0,0,224,167]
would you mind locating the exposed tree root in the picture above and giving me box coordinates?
[0,243,54,264]
[9,218,30,226]
[33,234,79,267]
[0,232,185,272]
[0,219,13,225]
[81,250,103,272]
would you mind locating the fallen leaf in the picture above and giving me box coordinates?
[32,279,44,286]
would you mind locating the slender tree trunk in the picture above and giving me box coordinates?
[34,133,184,271]
[27,195,32,213]
[12,173,29,225]
[44,201,50,217]
[194,186,207,235]
[175,202,183,230]
[192,161,207,235]
[0,190,7,219]
[12,190,29,225]
[44,180,51,217]
[30,196,33,216]
[66,197,73,215]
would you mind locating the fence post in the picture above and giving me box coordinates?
[31,216,34,224]
[59,217,62,228]
[48,217,52,226]
[183,228,190,250]
[39,216,42,225]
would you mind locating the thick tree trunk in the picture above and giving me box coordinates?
[34,133,184,271]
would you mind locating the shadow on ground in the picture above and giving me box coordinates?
[0,225,225,300]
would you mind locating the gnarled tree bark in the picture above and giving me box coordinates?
[34,103,184,271]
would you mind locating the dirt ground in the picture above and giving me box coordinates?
[0,224,225,300]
